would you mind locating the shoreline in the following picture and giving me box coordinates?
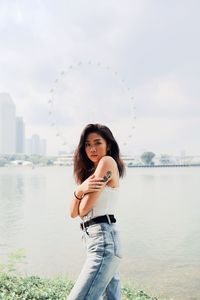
[127,164,200,168]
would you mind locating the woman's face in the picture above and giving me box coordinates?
[85,132,109,167]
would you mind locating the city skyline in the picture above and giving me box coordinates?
[0,93,46,156]
[0,1,199,156]
[0,93,16,154]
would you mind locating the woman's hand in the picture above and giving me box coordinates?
[76,174,105,197]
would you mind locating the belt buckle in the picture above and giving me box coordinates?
[80,221,87,231]
[80,221,90,235]
[106,214,112,224]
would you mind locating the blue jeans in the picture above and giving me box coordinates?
[67,222,123,300]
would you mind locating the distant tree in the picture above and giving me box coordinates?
[0,158,7,167]
[47,159,54,166]
[29,155,43,165]
[29,155,54,165]
[9,154,18,161]
[141,152,155,165]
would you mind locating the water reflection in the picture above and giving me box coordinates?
[0,174,25,244]
[0,169,47,253]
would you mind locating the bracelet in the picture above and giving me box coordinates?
[74,191,83,200]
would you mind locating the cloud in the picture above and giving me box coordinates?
[127,116,200,156]
[134,74,199,119]
[0,0,199,155]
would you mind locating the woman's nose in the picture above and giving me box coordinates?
[90,146,96,152]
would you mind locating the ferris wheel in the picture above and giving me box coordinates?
[47,61,136,153]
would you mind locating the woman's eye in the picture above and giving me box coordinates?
[85,142,101,147]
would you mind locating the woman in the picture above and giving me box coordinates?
[67,123,125,300]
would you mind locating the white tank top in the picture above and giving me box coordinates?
[82,185,119,222]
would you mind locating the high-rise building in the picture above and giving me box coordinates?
[25,139,32,155]
[16,117,25,153]
[0,93,16,155]
[25,134,47,156]
[40,139,47,156]
[31,134,40,155]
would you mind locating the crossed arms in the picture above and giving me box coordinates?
[69,156,117,219]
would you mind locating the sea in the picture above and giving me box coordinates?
[0,166,199,300]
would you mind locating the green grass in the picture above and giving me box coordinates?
[0,273,159,300]
[0,249,159,299]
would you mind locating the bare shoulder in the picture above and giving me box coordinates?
[95,156,118,176]
[98,156,117,168]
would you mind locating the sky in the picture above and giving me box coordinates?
[0,0,200,156]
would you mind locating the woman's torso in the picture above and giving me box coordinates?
[82,185,119,222]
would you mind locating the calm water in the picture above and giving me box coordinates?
[0,166,199,300]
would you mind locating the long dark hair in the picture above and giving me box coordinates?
[73,123,125,183]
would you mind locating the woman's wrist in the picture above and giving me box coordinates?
[74,188,84,200]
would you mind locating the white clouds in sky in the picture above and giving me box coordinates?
[0,0,199,155]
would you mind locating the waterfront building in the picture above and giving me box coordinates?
[10,160,33,167]
[54,153,73,166]
[0,93,16,155]
[31,134,40,155]
[26,134,47,156]
[40,139,47,156]
[16,117,25,153]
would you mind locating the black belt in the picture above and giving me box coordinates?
[80,214,116,230]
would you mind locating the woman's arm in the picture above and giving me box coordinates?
[69,190,84,218]
[69,174,105,218]
[78,156,117,218]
